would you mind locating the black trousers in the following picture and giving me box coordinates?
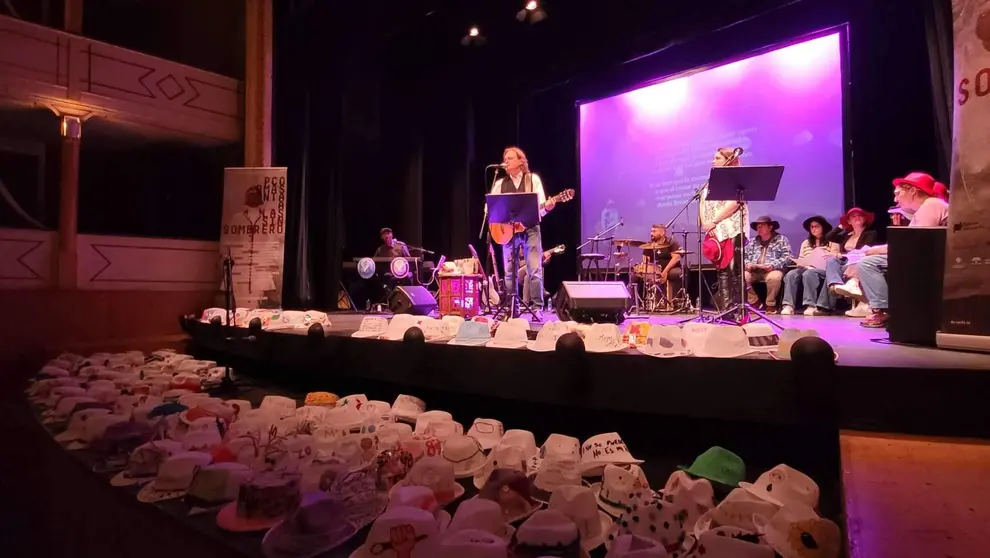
[716,234,745,312]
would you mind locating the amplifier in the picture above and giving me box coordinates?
[555,281,631,323]
[888,226,945,346]
[389,285,438,316]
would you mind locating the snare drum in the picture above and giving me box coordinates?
[632,262,659,278]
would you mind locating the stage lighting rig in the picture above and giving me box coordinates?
[517,0,547,24]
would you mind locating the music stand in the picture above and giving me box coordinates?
[705,165,785,328]
[486,192,541,321]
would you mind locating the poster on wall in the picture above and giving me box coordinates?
[939,0,990,349]
[220,167,287,309]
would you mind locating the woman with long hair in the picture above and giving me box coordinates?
[699,147,748,313]
[781,216,836,315]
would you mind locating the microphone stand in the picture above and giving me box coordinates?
[577,220,622,281]
[480,165,503,314]
[216,250,237,393]
[665,182,714,324]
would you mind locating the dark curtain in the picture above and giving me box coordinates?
[921,0,954,181]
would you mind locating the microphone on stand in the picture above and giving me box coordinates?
[486,163,507,169]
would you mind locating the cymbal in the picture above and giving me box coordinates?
[639,242,670,250]
[611,238,646,247]
[672,249,695,255]
[613,252,630,258]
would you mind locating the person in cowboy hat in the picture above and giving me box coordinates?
[849,172,950,328]
[781,215,837,316]
[743,216,793,313]
[822,207,879,315]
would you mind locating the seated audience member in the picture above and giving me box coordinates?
[852,172,950,328]
[823,207,878,309]
[744,216,793,314]
[781,215,837,316]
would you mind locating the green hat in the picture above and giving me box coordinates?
[678,446,746,487]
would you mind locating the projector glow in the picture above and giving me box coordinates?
[579,33,845,259]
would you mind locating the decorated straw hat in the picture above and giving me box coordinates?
[442,434,488,479]
[217,471,303,532]
[687,525,775,558]
[137,451,214,503]
[578,433,643,476]
[753,503,840,558]
[511,509,583,558]
[439,528,509,558]
[466,418,505,450]
[487,321,530,349]
[606,534,669,557]
[447,497,516,543]
[261,492,363,558]
[591,464,652,518]
[391,456,466,507]
[739,464,819,509]
[584,323,625,353]
[348,505,442,558]
[637,325,691,358]
[477,468,543,524]
[527,322,570,352]
[351,316,390,339]
[692,488,779,539]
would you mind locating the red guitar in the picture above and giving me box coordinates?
[702,232,735,270]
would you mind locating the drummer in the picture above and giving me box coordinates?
[633,224,683,297]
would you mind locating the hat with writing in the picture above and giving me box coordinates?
[579,433,643,476]
[351,316,389,339]
[584,324,625,353]
[449,321,493,346]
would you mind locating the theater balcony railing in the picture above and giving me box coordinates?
[0,14,242,146]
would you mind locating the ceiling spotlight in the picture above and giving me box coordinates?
[461,26,487,47]
[517,1,547,23]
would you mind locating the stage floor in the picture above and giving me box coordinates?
[328,311,990,371]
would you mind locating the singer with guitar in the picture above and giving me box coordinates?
[700,147,749,312]
[489,146,557,313]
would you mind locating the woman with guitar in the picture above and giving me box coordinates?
[488,146,560,313]
[700,147,749,312]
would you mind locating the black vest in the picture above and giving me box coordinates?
[500,172,533,194]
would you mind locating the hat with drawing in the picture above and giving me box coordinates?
[352,316,389,339]
[391,394,426,423]
[466,418,504,450]
[260,395,298,418]
[442,434,487,478]
[584,323,625,353]
[529,433,581,476]
[185,462,252,509]
[753,503,841,558]
[448,321,493,346]
[739,464,819,510]
[742,323,779,352]
[691,488,779,539]
[579,433,643,476]
[54,408,111,444]
[591,464,652,517]
[391,456,466,507]
[419,317,459,342]
[678,446,746,488]
[439,529,509,558]
[387,485,452,531]
[260,492,363,558]
[473,442,532,490]
[382,314,422,341]
[477,468,543,524]
[348,505,442,558]
[110,439,184,487]
[637,325,691,358]
[217,471,303,532]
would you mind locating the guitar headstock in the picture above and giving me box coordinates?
[467,244,480,261]
[556,189,575,203]
[549,244,566,255]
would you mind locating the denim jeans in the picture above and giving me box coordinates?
[781,268,805,308]
[858,254,889,309]
[501,225,544,305]
[803,267,834,309]
[824,257,848,287]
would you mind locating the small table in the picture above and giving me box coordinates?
[438,274,483,318]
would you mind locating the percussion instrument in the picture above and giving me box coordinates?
[612,238,647,247]
[639,242,671,251]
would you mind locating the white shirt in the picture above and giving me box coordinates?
[490,172,548,220]
[700,185,749,241]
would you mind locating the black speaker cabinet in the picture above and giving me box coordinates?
[888,226,945,346]
[388,285,438,316]
[555,281,631,323]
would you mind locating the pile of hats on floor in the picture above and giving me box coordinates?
[28,350,841,558]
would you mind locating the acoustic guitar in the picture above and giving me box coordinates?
[489,189,575,245]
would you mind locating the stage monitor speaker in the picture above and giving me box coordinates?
[888,226,945,346]
[389,285,438,316]
[555,281,631,323]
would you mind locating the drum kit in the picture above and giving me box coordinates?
[610,232,695,314]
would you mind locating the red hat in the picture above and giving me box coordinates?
[892,172,949,201]
[840,207,875,229]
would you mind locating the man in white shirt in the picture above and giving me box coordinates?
[490,146,556,310]
[856,172,950,328]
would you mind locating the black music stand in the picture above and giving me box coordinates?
[706,165,785,328]
[487,192,541,321]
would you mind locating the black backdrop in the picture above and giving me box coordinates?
[273,0,949,310]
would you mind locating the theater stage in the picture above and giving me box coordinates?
[184,312,990,439]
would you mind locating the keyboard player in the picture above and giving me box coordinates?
[374,227,411,259]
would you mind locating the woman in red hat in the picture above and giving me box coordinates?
[822,208,878,309]
[854,172,950,328]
